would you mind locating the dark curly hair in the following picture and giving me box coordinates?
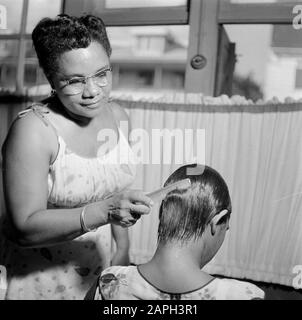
[32,14,112,80]
[158,164,232,243]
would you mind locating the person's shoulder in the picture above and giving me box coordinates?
[98,265,137,300]
[99,265,138,288]
[214,277,265,300]
[100,265,133,280]
[2,104,55,159]
[9,103,50,132]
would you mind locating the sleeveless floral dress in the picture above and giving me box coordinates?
[97,266,265,300]
[0,103,136,300]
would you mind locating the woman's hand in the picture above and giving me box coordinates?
[104,190,153,228]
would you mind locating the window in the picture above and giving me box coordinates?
[137,70,154,87]
[225,24,302,101]
[24,64,37,86]
[0,0,23,34]
[0,64,17,90]
[26,0,62,33]
[108,25,188,92]
[105,0,186,9]
[0,40,18,58]
[0,40,19,91]
[1,0,301,97]
[118,68,154,89]
[0,0,62,94]
[64,0,189,26]
[162,70,185,89]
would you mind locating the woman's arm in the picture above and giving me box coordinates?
[2,114,152,248]
[110,225,130,266]
[109,102,135,265]
[2,113,106,247]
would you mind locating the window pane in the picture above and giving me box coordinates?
[24,64,37,86]
[26,0,62,33]
[118,68,154,88]
[225,24,302,101]
[25,39,36,58]
[105,0,187,9]
[0,64,17,91]
[162,70,185,89]
[108,26,188,92]
[0,40,19,91]
[0,40,18,59]
[0,0,23,34]
[24,40,50,95]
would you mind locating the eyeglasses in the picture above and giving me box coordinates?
[60,66,112,95]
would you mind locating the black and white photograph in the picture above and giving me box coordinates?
[0,0,302,307]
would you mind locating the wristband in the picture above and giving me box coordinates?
[80,205,97,233]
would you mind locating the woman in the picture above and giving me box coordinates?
[0,14,153,300]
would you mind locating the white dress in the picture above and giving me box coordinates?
[97,265,265,300]
[0,104,137,300]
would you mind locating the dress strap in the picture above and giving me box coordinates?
[18,103,59,138]
[107,102,130,141]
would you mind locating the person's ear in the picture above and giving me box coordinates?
[210,209,229,236]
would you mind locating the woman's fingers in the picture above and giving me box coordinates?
[129,203,151,216]
[108,210,138,227]
[127,190,154,208]
[106,189,154,227]
[108,210,123,221]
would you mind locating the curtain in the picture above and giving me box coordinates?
[112,91,302,287]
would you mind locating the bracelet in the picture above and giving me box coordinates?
[80,205,97,233]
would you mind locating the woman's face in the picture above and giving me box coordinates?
[51,41,112,119]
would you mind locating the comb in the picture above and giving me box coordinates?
[146,178,191,201]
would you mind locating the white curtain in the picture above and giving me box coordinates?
[112,91,302,287]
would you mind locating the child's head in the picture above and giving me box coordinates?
[158,164,232,264]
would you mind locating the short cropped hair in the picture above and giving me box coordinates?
[158,164,232,243]
[32,14,112,79]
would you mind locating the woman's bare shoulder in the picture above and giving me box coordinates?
[2,109,57,161]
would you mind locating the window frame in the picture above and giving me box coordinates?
[63,0,189,26]
[0,0,64,94]
[185,0,300,95]
[1,0,301,96]
[64,0,301,95]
